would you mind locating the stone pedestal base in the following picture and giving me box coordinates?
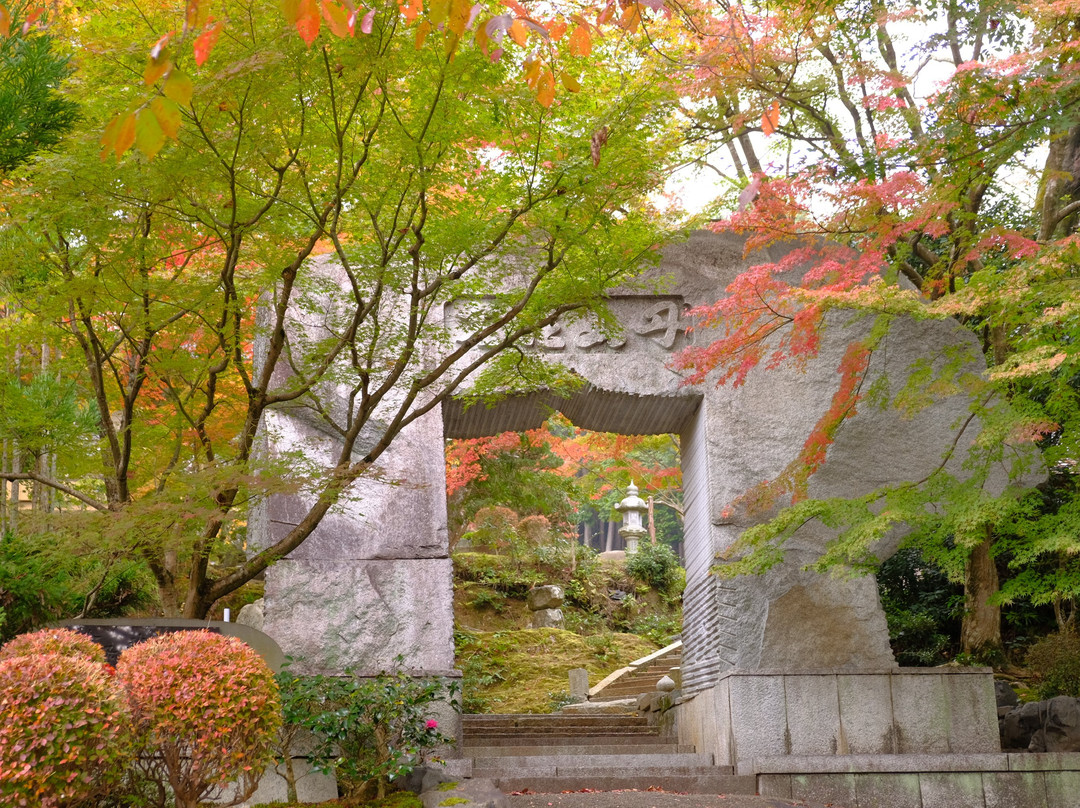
[755,753,1080,808]
[676,668,1001,772]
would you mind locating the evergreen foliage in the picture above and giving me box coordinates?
[0,15,78,172]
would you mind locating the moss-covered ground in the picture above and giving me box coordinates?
[455,626,658,713]
[451,548,682,713]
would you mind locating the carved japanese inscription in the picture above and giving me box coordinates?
[446,296,689,353]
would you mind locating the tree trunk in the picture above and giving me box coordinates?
[961,529,1001,658]
[604,521,615,552]
[648,496,656,545]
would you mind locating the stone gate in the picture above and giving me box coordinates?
[253,230,1020,775]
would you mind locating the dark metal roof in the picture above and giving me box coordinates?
[443,385,701,438]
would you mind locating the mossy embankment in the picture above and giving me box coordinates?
[452,545,683,713]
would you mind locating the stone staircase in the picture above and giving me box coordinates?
[462,713,756,794]
[588,644,683,703]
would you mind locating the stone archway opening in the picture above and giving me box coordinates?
[442,386,704,574]
[443,391,703,714]
[445,405,690,557]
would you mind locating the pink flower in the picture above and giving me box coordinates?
[426,719,439,729]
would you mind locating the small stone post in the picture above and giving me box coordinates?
[568,668,589,702]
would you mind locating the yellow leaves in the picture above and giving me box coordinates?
[446,0,471,38]
[475,17,490,53]
[429,0,448,28]
[522,57,558,107]
[102,71,189,161]
[163,69,194,106]
[100,114,136,161]
[561,72,581,92]
[113,35,199,161]
[522,55,541,87]
[135,108,166,160]
[151,97,182,139]
[143,49,172,87]
[184,0,209,32]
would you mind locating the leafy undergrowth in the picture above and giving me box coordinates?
[455,627,658,713]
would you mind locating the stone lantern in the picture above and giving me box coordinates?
[616,481,648,555]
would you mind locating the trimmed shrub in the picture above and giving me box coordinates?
[0,652,130,807]
[0,627,105,664]
[117,629,282,808]
[626,542,681,595]
[1028,631,1080,699]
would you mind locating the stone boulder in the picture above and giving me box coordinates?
[527,585,564,611]
[1000,696,1080,752]
[531,608,564,629]
[420,778,507,808]
[402,764,459,795]
[1030,696,1080,753]
[1001,701,1043,750]
[995,680,1020,709]
[236,598,265,632]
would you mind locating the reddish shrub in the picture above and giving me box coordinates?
[0,652,130,807]
[116,629,281,808]
[0,627,105,664]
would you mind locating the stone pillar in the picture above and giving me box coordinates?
[256,408,454,678]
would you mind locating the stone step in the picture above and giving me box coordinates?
[490,773,758,794]
[471,752,717,772]
[464,726,658,737]
[479,766,729,779]
[588,690,653,699]
[463,714,647,725]
[463,743,696,757]
[463,731,664,742]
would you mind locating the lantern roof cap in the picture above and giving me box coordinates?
[616,481,647,511]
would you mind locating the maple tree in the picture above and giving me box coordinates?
[0,0,683,618]
[0,0,681,160]
[673,0,1080,655]
[446,416,682,552]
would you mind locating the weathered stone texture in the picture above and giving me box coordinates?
[527,585,564,610]
[236,598,265,633]
[530,608,564,629]
[263,558,454,675]
[257,409,448,562]
[568,668,589,700]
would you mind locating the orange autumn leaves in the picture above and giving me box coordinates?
[0,0,667,161]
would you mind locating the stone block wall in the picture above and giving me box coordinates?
[676,667,1000,770]
[755,752,1080,808]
